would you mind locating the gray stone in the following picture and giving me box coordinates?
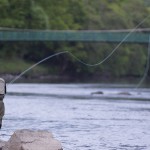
[2,129,63,150]
[0,140,6,150]
[117,92,132,95]
[91,91,104,95]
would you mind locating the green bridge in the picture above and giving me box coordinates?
[0,29,150,43]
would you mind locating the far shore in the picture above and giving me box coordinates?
[1,73,150,86]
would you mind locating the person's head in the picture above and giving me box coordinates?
[0,78,6,99]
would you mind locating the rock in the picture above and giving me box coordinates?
[91,91,103,95]
[117,92,132,95]
[2,129,63,150]
[0,140,6,150]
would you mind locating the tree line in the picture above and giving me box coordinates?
[0,0,150,80]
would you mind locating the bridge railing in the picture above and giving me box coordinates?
[0,29,149,43]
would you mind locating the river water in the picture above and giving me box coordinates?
[1,83,150,150]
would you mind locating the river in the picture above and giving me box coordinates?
[1,83,150,150]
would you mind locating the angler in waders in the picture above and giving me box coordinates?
[0,78,6,129]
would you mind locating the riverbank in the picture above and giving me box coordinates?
[1,72,150,88]
[0,58,150,85]
[1,73,73,83]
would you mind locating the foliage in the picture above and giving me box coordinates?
[0,0,150,80]
[0,58,48,75]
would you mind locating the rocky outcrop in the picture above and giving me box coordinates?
[117,92,132,95]
[91,91,104,95]
[0,129,63,150]
[0,140,6,150]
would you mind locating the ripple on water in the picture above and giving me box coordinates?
[2,84,150,150]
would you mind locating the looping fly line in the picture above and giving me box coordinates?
[8,15,150,87]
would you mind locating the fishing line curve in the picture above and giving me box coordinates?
[72,15,150,67]
[8,15,150,84]
[8,51,68,84]
[135,35,150,89]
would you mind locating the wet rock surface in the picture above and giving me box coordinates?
[0,129,63,150]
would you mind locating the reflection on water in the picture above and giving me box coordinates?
[1,83,150,150]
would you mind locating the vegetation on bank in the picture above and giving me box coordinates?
[0,0,150,80]
[0,58,48,76]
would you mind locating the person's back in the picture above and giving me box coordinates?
[0,78,6,129]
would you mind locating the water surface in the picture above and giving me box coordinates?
[1,83,150,150]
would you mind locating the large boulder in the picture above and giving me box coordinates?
[2,129,63,150]
[0,140,6,150]
[91,91,104,95]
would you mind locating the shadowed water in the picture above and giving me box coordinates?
[1,83,150,150]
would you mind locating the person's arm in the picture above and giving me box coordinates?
[5,84,6,94]
[0,118,2,129]
[0,101,5,129]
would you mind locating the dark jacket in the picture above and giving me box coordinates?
[0,78,6,129]
[0,100,5,126]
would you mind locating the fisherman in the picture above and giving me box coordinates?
[0,78,6,129]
